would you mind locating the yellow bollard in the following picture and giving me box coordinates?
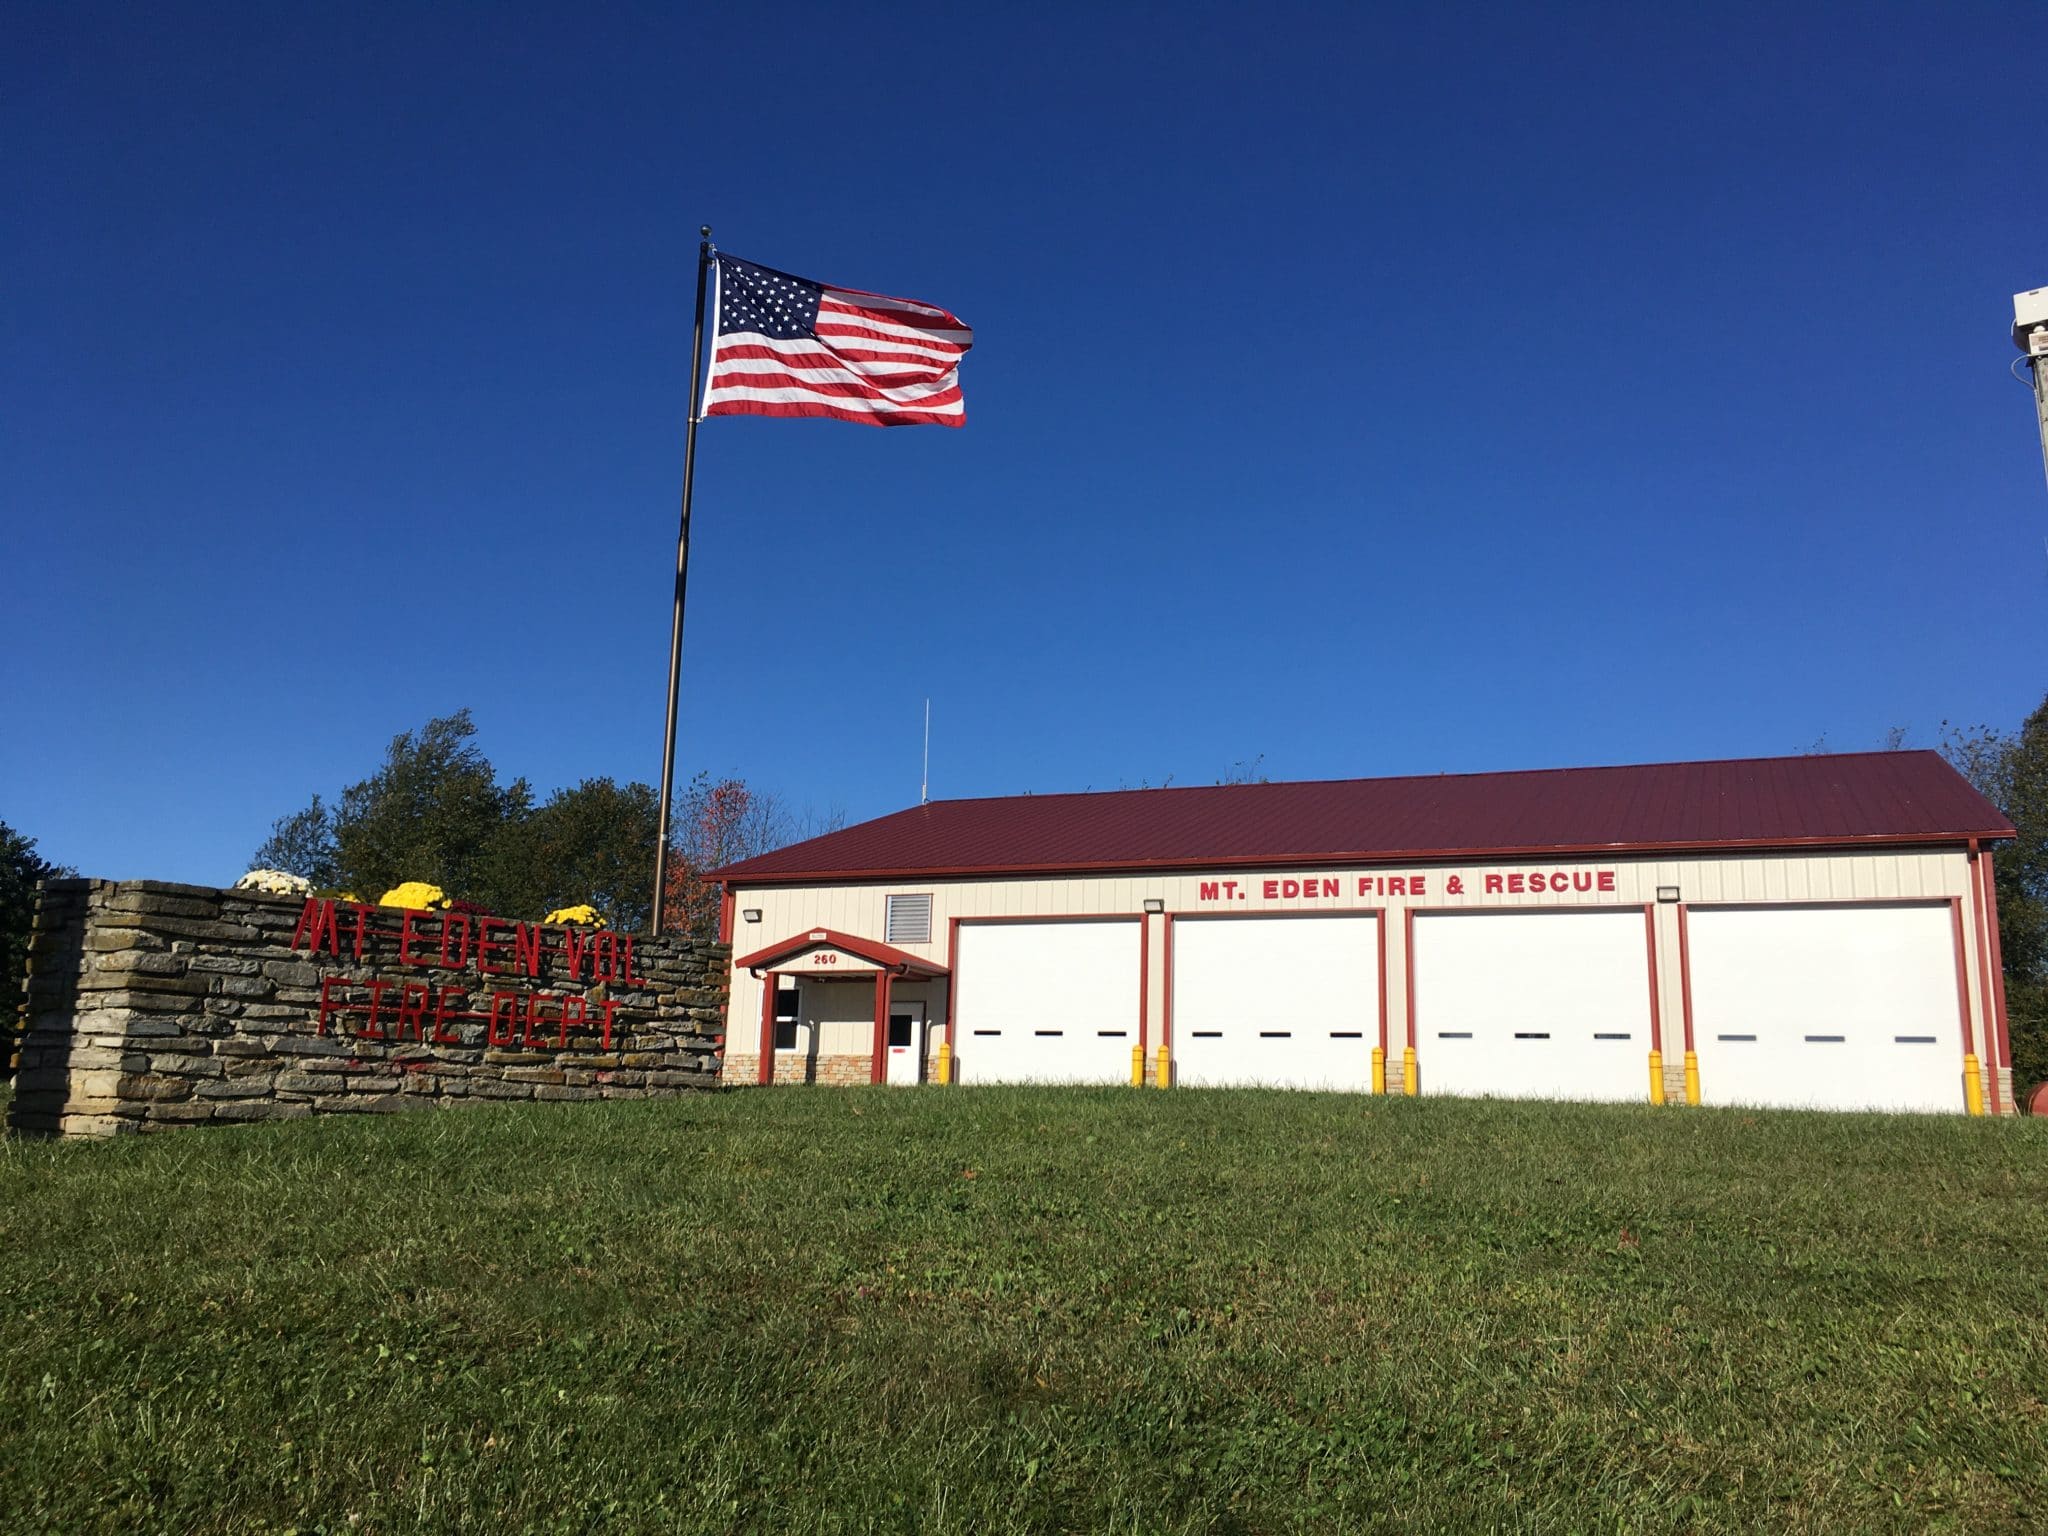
[1963,1055,1985,1116]
[1370,1045,1386,1095]
[1401,1046,1418,1097]
[1131,1043,1146,1087]
[1683,1051,1700,1106]
[935,1040,952,1086]
[1647,1049,1665,1106]
[1153,1044,1171,1089]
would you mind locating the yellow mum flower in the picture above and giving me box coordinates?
[378,881,450,912]
[543,903,606,928]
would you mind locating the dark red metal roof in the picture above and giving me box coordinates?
[714,750,2014,885]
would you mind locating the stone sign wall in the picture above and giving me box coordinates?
[7,879,730,1139]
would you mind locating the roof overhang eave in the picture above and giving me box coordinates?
[717,828,2017,888]
[733,926,949,979]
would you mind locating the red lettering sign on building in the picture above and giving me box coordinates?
[1190,868,1618,905]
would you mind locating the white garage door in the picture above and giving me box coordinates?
[1413,911,1651,1102]
[1172,915,1379,1090]
[952,921,1140,1084]
[1687,904,1965,1113]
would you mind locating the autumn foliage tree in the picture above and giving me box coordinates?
[661,774,794,940]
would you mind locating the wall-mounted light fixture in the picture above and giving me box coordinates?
[742,908,763,923]
[1143,898,1165,914]
[1655,886,1680,904]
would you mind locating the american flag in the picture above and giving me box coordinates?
[701,254,972,428]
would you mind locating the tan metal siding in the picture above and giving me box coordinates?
[725,846,1994,1101]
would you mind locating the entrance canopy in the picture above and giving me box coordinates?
[735,927,948,981]
[734,928,948,1088]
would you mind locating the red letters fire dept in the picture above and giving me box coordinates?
[293,898,636,1052]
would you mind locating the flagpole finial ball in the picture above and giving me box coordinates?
[701,225,712,238]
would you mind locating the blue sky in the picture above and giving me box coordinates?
[6,2,2045,883]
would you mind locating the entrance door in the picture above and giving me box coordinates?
[885,1000,927,1085]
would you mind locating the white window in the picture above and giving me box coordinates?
[885,893,932,945]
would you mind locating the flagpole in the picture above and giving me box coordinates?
[651,226,714,936]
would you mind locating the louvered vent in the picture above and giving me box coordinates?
[884,893,932,945]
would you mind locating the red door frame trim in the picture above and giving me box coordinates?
[757,968,777,1086]
[1947,897,1978,1082]
[1982,851,2013,1075]
[871,970,892,1085]
[944,916,960,1077]
[1968,847,2004,1112]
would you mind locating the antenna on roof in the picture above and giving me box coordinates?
[921,698,931,805]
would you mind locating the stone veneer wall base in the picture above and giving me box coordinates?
[722,1053,876,1087]
[7,880,731,1139]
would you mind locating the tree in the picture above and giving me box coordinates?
[334,711,530,904]
[250,796,339,888]
[662,775,776,940]
[254,711,527,903]
[252,711,821,936]
[2,822,70,1082]
[483,778,661,933]
[658,774,841,940]
[1942,700,2048,1097]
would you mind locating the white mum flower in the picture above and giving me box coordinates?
[236,868,312,897]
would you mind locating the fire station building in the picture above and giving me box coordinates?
[710,751,2018,1115]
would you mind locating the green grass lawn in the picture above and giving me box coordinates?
[3,1088,2045,1534]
